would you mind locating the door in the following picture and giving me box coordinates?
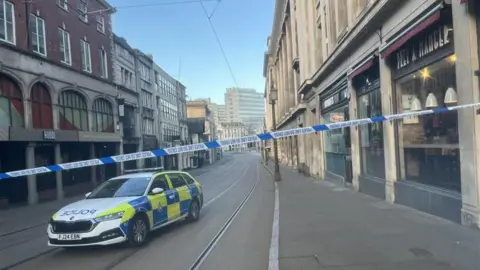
[147,174,171,227]
[180,173,201,202]
[168,173,191,217]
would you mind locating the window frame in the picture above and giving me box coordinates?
[96,15,105,33]
[80,39,92,73]
[29,13,47,56]
[0,0,15,45]
[57,0,68,11]
[58,27,72,65]
[167,173,188,189]
[92,98,114,133]
[78,0,88,23]
[58,90,88,131]
[31,83,53,129]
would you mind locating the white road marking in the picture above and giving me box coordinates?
[268,180,280,270]
[203,166,248,208]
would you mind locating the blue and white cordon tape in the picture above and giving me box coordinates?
[1,102,479,180]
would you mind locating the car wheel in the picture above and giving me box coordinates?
[128,215,149,246]
[187,199,200,222]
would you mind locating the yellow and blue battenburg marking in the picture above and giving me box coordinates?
[3,102,479,179]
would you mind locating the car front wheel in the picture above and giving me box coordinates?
[127,215,149,246]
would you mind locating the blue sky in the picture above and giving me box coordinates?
[110,0,274,104]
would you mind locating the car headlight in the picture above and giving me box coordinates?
[94,211,124,223]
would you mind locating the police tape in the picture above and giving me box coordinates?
[1,102,479,179]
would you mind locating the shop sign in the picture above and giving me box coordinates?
[396,25,451,70]
[43,130,56,140]
[322,89,348,110]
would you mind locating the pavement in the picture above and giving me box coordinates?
[266,162,480,270]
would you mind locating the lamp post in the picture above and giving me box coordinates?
[269,71,281,182]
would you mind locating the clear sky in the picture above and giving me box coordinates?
[110,0,274,104]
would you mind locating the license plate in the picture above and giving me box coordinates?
[57,234,81,241]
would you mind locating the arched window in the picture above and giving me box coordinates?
[58,90,88,130]
[0,74,24,127]
[31,83,53,129]
[92,98,114,132]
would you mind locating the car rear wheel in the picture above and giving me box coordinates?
[187,199,200,222]
[127,215,149,246]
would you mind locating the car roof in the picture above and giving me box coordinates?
[109,170,190,181]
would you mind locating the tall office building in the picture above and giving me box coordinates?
[225,88,265,132]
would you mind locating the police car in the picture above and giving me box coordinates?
[47,169,203,247]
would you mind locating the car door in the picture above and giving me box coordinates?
[180,173,201,201]
[147,174,172,227]
[167,173,191,217]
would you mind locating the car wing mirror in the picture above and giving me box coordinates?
[151,187,164,194]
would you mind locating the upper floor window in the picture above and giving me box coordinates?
[78,0,88,23]
[92,98,114,132]
[99,47,108,78]
[31,82,53,129]
[57,0,68,11]
[0,0,15,45]
[96,15,105,33]
[80,39,92,73]
[58,27,71,65]
[29,14,46,56]
[140,63,151,82]
[58,90,88,131]
[0,74,23,127]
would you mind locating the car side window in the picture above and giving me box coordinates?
[181,174,196,185]
[149,175,168,194]
[169,174,188,188]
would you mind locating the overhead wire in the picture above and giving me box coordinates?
[199,0,238,87]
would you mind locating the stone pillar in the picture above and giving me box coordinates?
[89,143,97,187]
[348,79,361,191]
[26,143,38,205]
[54,143,64,199]
[137,139,144,169]
[379,56,397,203]
[452,0,480,227]
[315,96,325,179]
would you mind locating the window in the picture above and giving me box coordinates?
[96,15,105,33]
[92,98,114,132]
[140,63,151,82]
[57,0,68,10]
[31,83,53,129]
[323,105,350,178]
[0,74,24,127]
[181,174,195,185]
[150,175,168,193]
[395,55,459,191]
[80,39,92,72]
[142,118,154,134]
[99,48,108,78]
[0,0,15,44]
[29,14,46,56]
[58,28,71,65]
[78,0,88,22]
[168,174,186,188]
[358,88,385,179]
[58,90,88,131]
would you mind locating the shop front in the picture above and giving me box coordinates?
[319,77,352,184]
[351,58,386,198]
[385,6,461,222]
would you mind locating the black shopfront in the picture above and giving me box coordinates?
[319,77,352,184]
[351,57,387,199]
[385,6,461,222]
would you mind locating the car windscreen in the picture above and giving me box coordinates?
[87,177,151,199]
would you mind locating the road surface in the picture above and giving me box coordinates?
[0,153,274,270]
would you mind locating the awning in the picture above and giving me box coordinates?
[347,55,375,80]
[379,4,443,58]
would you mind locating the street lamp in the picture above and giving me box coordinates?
[269,70,281,182]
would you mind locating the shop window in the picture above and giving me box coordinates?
[395,55,460,191]
[0,74,24,127]
[31,82,53,129]
[58,90,88,131]
[92,98,114,133]
[323,106,350,177]
[358,89,385,179]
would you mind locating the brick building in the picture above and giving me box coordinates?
[0,0,122,206]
